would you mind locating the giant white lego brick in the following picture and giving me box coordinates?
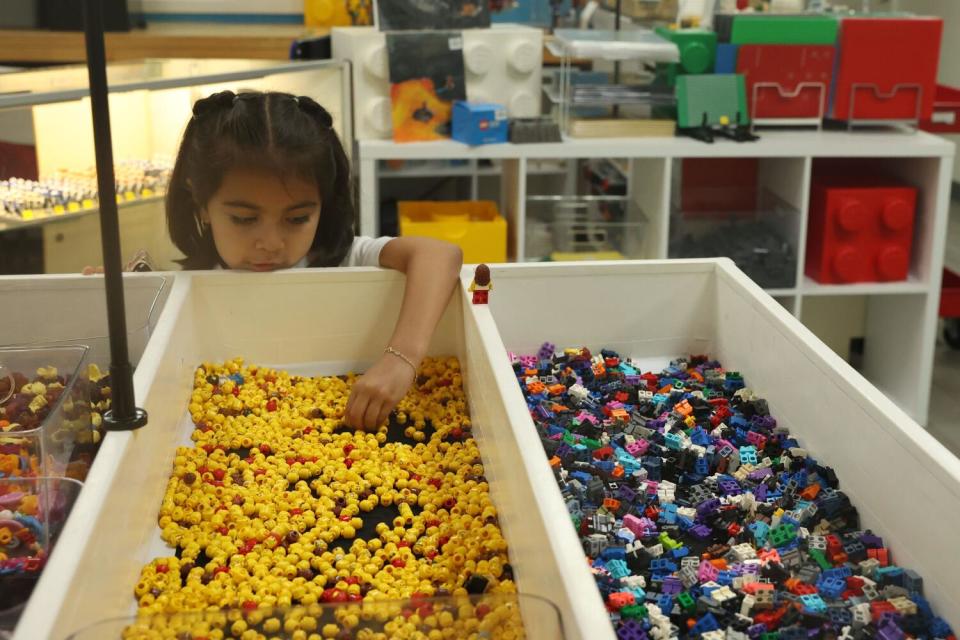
[333,24,543,140]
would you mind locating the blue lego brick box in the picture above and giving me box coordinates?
[452,101,508,146]
[715,43,739,74]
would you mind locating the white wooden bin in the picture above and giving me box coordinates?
[15,269,572,640]
[461,259,960,638]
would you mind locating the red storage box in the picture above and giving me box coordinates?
[737,45,834,121]
[830,17,942,122]
[806,178,917,284]
[940,269,960,318]
[921,85,960,134]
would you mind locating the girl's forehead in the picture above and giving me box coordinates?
[214,167,320,203]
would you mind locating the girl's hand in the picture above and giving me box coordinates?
[344,353,417,430]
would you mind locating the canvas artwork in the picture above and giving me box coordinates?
[376,0,491,30]
[304,0,373,27]
[387,31,467,142]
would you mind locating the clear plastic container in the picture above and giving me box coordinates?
[525,196,649,262]
[65,594,565,640]
[0,477,83,631]
[668,188,800,289]
[0,346,90,479]
[0,275,169,368]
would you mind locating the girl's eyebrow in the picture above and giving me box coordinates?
[222,200,261,211]
[285,200,319,212]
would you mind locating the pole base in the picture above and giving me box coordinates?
[103,407,149,431]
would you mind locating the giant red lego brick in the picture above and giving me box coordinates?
[737,45,834,120]
[830,17,942,121]
[806,177,917,284]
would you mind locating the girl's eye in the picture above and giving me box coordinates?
[229,215,257,226]
[288,215,312,225]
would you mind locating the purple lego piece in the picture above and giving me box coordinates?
[755,484,768,501]
[662,576,683,595]
[860,532,884,548]
[696,498,721,516]
[537,342,556,360]
[876,618,905,640]
[748,467,774,481]
[691,524,713,540]
[617,620,648,640]
[719,479,742,496]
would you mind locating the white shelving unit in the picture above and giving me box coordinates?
[357,131,956,425]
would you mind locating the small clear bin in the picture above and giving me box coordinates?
[0,476,83,630]
[525,196,649,262]
[0,345,90,479]
[0,275,169,479]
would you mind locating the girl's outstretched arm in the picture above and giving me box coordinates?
[344,237,463,429]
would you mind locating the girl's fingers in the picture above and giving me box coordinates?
[345,391,367,429]
[362,398,384,431]
[375,404,392,431]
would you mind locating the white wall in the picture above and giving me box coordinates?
[900,0,960,182]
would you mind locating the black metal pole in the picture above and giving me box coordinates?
[82,0,147,431]
[613,0,622,117]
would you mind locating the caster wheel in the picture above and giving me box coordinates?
[944,318,960,350]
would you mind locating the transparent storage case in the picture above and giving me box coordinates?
[0,477,83,631]
[525,195,648,262]
[0,275,169,367]
[0,346,90,480]
[667,158,803,290]
[65,594,564,640]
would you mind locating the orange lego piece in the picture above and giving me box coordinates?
[799,484,821,500]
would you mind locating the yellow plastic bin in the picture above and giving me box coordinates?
[398,201,507,263]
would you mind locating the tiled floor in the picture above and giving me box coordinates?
[928,199,960,458]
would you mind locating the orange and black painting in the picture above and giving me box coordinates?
[376,0,490,30]
[387,31,467,143]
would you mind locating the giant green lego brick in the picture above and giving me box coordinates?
[730,15,838,45]
[676,74,749,128]
[655,27,718,75]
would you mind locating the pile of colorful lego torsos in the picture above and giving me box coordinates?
[511,346,955,639]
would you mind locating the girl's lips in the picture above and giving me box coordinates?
[250,263,280,271]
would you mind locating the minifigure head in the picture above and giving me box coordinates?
[167,91,355,270]
[474,263,490,286]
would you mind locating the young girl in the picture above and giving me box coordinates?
[166,90,463,430]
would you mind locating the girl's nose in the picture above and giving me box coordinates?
[255,226,284,252]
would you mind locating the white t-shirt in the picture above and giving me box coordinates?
[338,235,393,267]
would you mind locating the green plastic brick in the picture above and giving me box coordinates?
[731,15,838,45]
[621,604,648,619]
[676,74,749,128]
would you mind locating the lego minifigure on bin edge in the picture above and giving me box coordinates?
[469,263,492,304]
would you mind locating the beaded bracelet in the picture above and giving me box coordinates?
[384,346,418,376]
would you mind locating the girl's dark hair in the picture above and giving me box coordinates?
[167,90,355,269]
